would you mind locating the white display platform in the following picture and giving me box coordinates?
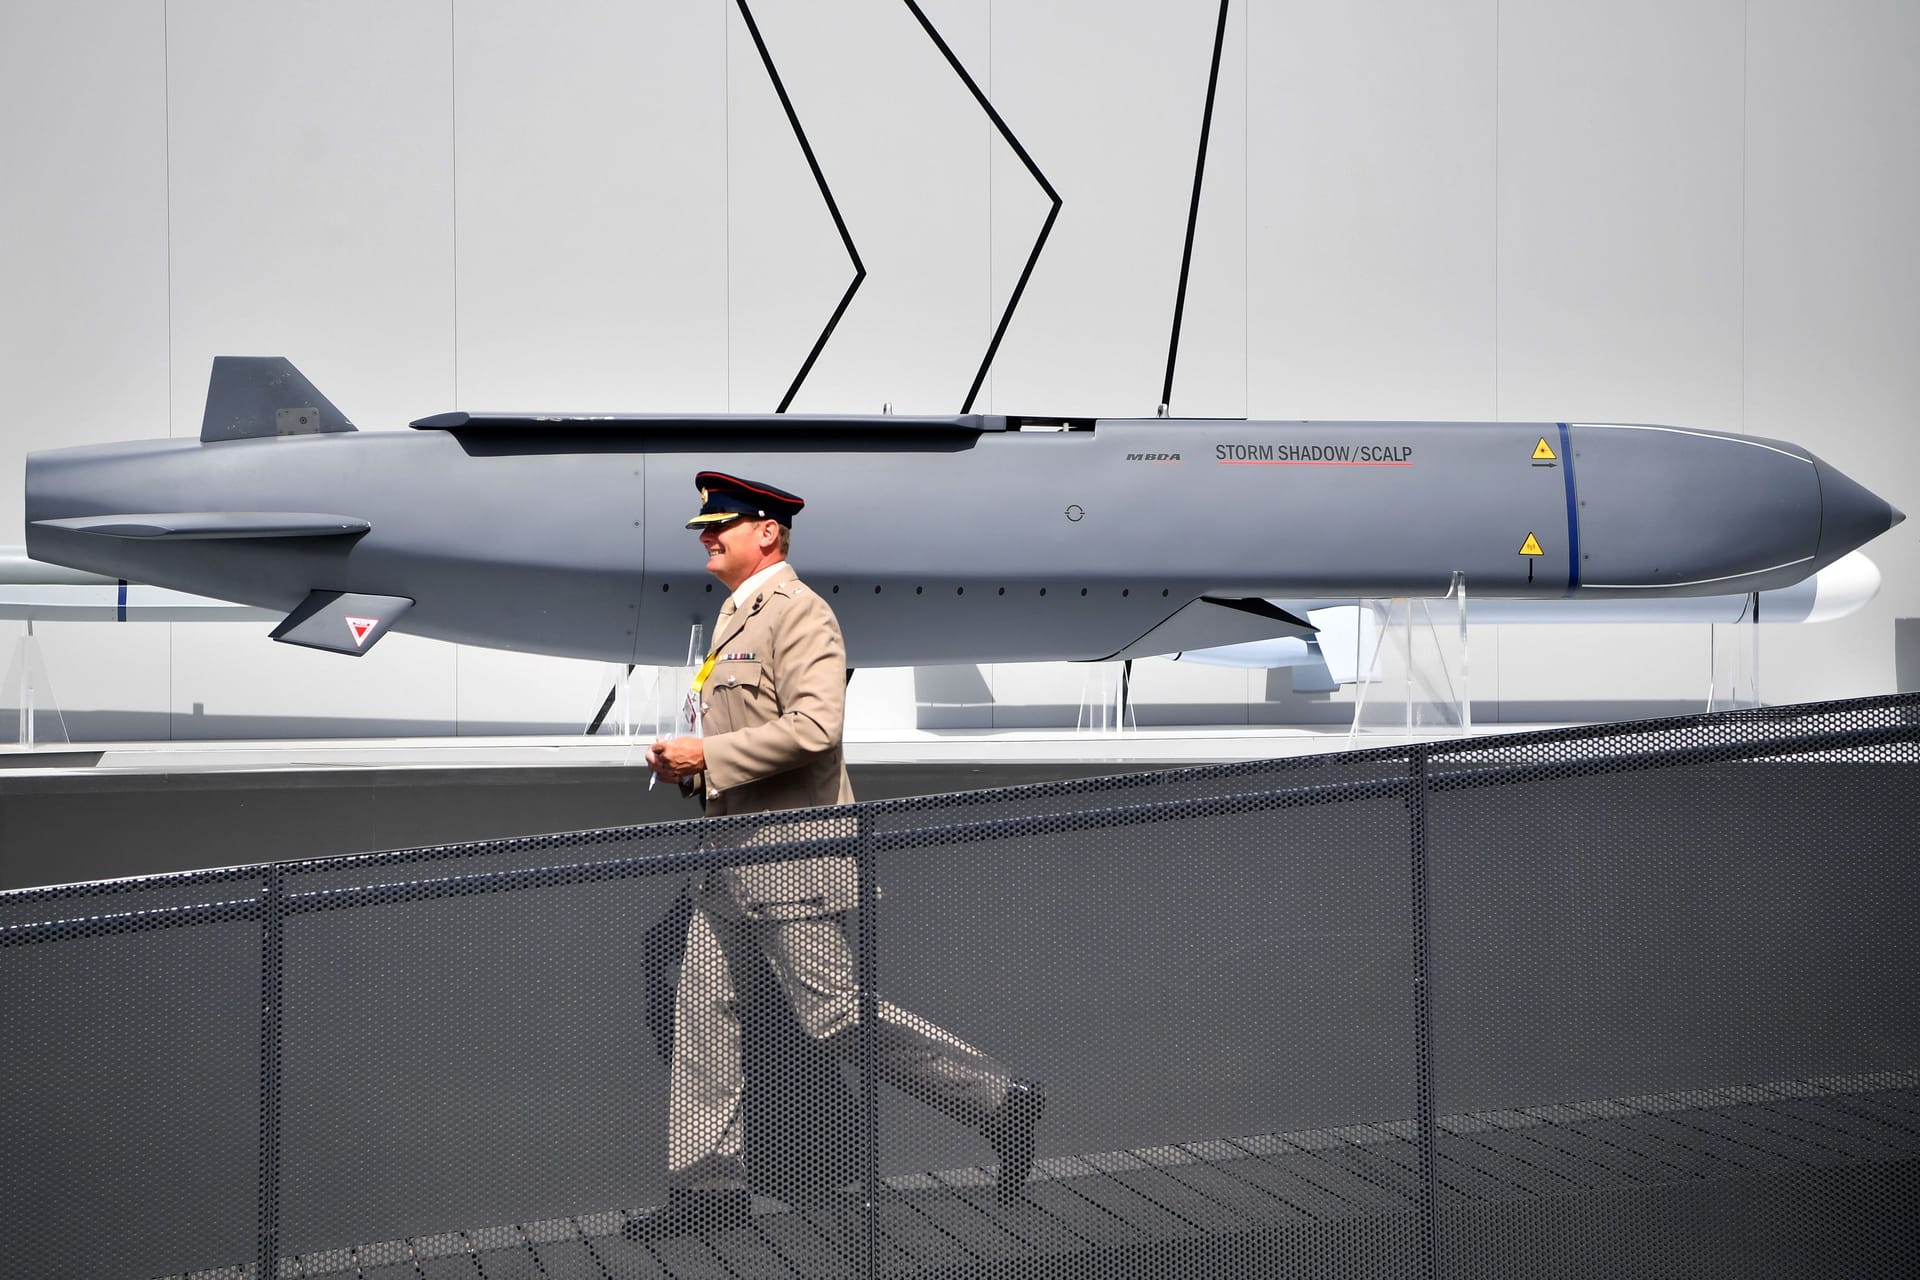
[0,721,1574,777]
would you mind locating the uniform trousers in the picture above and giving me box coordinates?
[667,872,1011,1191]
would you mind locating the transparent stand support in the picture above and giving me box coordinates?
[653,623,707,741]
[589,627,706,771]
[1706,591,1761,711]
[3,621,71,747]
[1075,659,1137,734]
[1348,573,1471,744]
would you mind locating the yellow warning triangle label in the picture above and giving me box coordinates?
[1532,437,1557,461]
[1519,533,1545,557]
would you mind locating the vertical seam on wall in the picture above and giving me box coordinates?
[1740,0,1748,433]
[163,0,175,441]
[450,0,459,410]
[163,0,175,739]
[1492,0,1501,423]
[450,0,461,736]
[725,0,732,412]
[984,0,998,727]
[1490,1,1502,720]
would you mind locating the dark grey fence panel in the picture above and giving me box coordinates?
[275,872,684,1253]
[2,695,1916,1279]
[1424,700,1920,1279]
[1,919,263,1280]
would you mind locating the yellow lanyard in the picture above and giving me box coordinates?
[689,647,721,697]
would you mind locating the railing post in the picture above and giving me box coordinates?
[258,865,284,1280]
[855,811,878,1280]
[1409,747,1437,1279]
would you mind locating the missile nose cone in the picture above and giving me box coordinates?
[1813,456,1903,569]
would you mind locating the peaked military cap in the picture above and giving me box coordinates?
[686,471,806,529]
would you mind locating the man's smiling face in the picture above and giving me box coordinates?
[698,516,778,590]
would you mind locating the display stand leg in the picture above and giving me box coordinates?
[1348,576,1471,744]
[1706,591,1761,711]
[1452,573,1471,735]
[1075,661,1136,734]
[3,621,71,747]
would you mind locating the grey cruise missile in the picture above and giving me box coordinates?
[23,357,1905,668]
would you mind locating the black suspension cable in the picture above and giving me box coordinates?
[1162,0,1232,412]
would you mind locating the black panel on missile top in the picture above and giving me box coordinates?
[410,411,1012,434]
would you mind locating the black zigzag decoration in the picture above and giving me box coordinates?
[900,0,1062,414]
[735,0,867,413]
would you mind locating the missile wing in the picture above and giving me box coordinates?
[23,357,1905,668]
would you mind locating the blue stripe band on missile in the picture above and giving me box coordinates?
[1558,422,1579,595]
[117,579,128,622]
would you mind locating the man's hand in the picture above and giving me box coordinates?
[647,735,706,784]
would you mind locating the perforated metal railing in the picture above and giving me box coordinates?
[4,695,1918,1280]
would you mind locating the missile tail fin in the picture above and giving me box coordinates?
[200,356,357,442]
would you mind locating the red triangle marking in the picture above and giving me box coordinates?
[344,616,379,647]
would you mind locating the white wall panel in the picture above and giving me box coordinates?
[166,624,455,739]
[1246,0,1497,421]
[454,0,727,412]
[986,1,1235,417]
[727,0,992,416]
[1492,0,1747,713]
[12,623,173,743]
[845,664,919,730]
[1484,623,1709,721]
[1166,0,1249,421]
[1495,0,1744,427]
[161,0,459,734]
[1123,656,1258,727]
[448,1,729,732]
[2,1,1916,742]
[1741,0,1920,702]
[0,0,170,540]
[164,0,456,436]
[453,645,624,735]
[982,660,1090,730]
[1,2,173,742]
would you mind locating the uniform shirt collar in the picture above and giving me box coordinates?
[728,559,790,613]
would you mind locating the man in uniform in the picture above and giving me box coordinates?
[630,471,1043,1241]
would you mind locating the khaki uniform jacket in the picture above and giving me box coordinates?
[692,563,857,918]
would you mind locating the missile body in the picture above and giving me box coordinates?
[24,362,1903,668]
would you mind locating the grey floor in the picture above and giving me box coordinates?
[162,1070,1920,1280]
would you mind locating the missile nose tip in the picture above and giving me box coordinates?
[1813,456,1903,568]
